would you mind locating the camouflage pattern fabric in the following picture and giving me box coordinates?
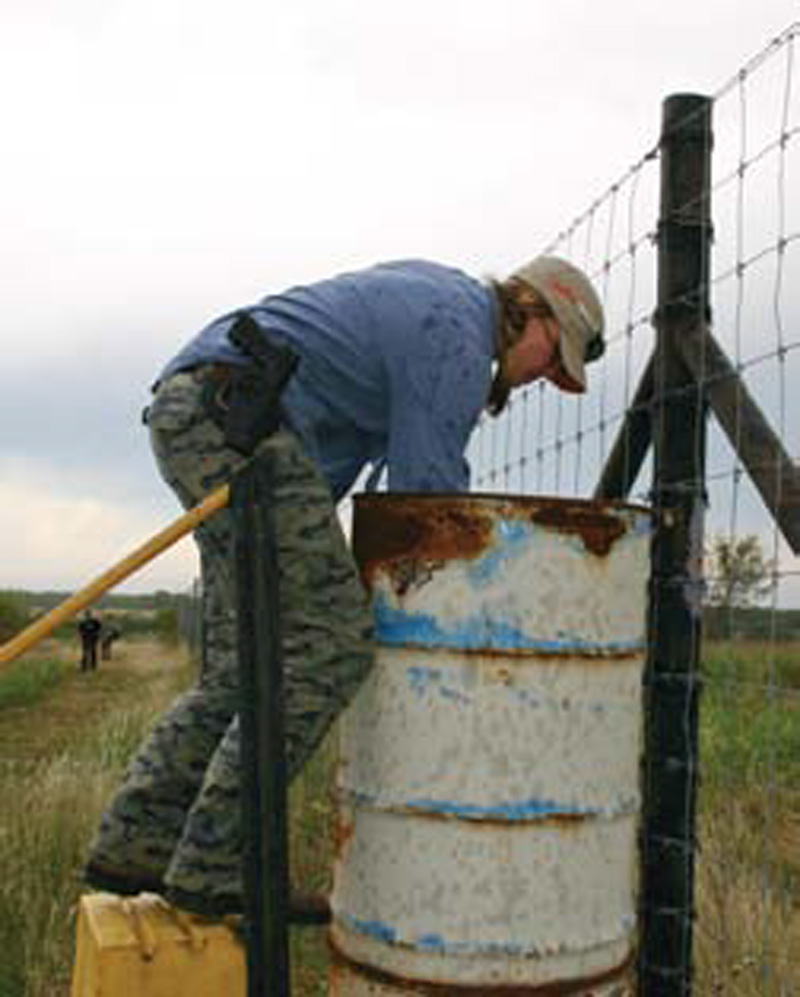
[85,370,375,915]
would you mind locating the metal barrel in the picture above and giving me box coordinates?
[329,494,652,995]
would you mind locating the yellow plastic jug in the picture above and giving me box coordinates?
[71,892,245,997]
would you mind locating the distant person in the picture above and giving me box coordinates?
[100,625,121,661]
[85,256,606,917]
[78,610,102,672]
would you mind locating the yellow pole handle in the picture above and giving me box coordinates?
[0,484,230,669]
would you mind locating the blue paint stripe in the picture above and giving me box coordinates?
[342,915,397,945]
[339,913,636,957]
[340,914,533,956]
[373,595,644,655]
[344,789,639,821]
[402,796,599,820]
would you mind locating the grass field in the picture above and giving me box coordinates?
[0,634,337,997]
[0,656,70,711]
[696,641,800,995]
[0,636,797,995]
[0,636,197,997]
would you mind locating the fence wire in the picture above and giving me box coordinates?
[471,145,661,502]
[468,22,800,996]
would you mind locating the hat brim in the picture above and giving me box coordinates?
[553,321,587,393]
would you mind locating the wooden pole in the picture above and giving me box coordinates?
[0,484,230,668]
[640,93,713,997]
[594,354,654,500]
[674,321,800,554]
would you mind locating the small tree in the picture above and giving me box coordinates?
[705,533,773,611]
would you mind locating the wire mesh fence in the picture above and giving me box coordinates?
[697,25,799,997]
[468,22,800,997]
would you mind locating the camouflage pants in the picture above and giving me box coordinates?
[85,370,375,915]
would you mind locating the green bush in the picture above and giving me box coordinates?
[701,640,800,796]
[0,658,68,711]
[0,591,30,643]
[703,639,800,691]
[154,606,180,645]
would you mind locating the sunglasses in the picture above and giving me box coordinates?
[584,332,606,363]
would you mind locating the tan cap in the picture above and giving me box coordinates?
[511,255,605,393]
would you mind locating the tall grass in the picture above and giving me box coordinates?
[696,640,800,995]
[0,643,338,997]
[0,755,118,997]
[0,653,193,997]
[2,637,797,995]
[0,657,69,710]
[696,800,799,996]
[289,732,339,996]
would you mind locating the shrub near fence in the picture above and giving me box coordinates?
[0,591,31,643]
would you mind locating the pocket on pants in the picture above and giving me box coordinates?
[147,373,205,434]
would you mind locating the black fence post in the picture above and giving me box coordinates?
[640,93,713,997]
[232,454,291,997]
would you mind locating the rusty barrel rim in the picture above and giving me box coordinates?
[352,492,652,657]
[352,493,652,569]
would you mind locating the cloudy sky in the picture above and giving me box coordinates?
[2,0,798,595]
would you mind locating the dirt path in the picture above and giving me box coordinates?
[0,638,190,767]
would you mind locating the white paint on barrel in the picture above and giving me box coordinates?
[338,650,643,819]
[330,496,650,995]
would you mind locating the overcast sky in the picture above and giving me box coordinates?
[2,1,798,596]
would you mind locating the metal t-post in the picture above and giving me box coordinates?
[232,454,291,997]
[640,93,713,996]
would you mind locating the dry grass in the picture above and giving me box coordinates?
[1,635,798,995]
[0,755,122,996]
[0,639,194,997]
[288,732,339,996]
[695,639,800,995]
[0,636,337,997]
[696,797,800,995]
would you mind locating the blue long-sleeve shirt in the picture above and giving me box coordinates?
[156,260,498,501]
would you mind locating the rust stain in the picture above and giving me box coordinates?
[329,939,634,995]
[353,496,641,588]
[333,810,355,859]
[528,506,626,558]
[353,496,494,590]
